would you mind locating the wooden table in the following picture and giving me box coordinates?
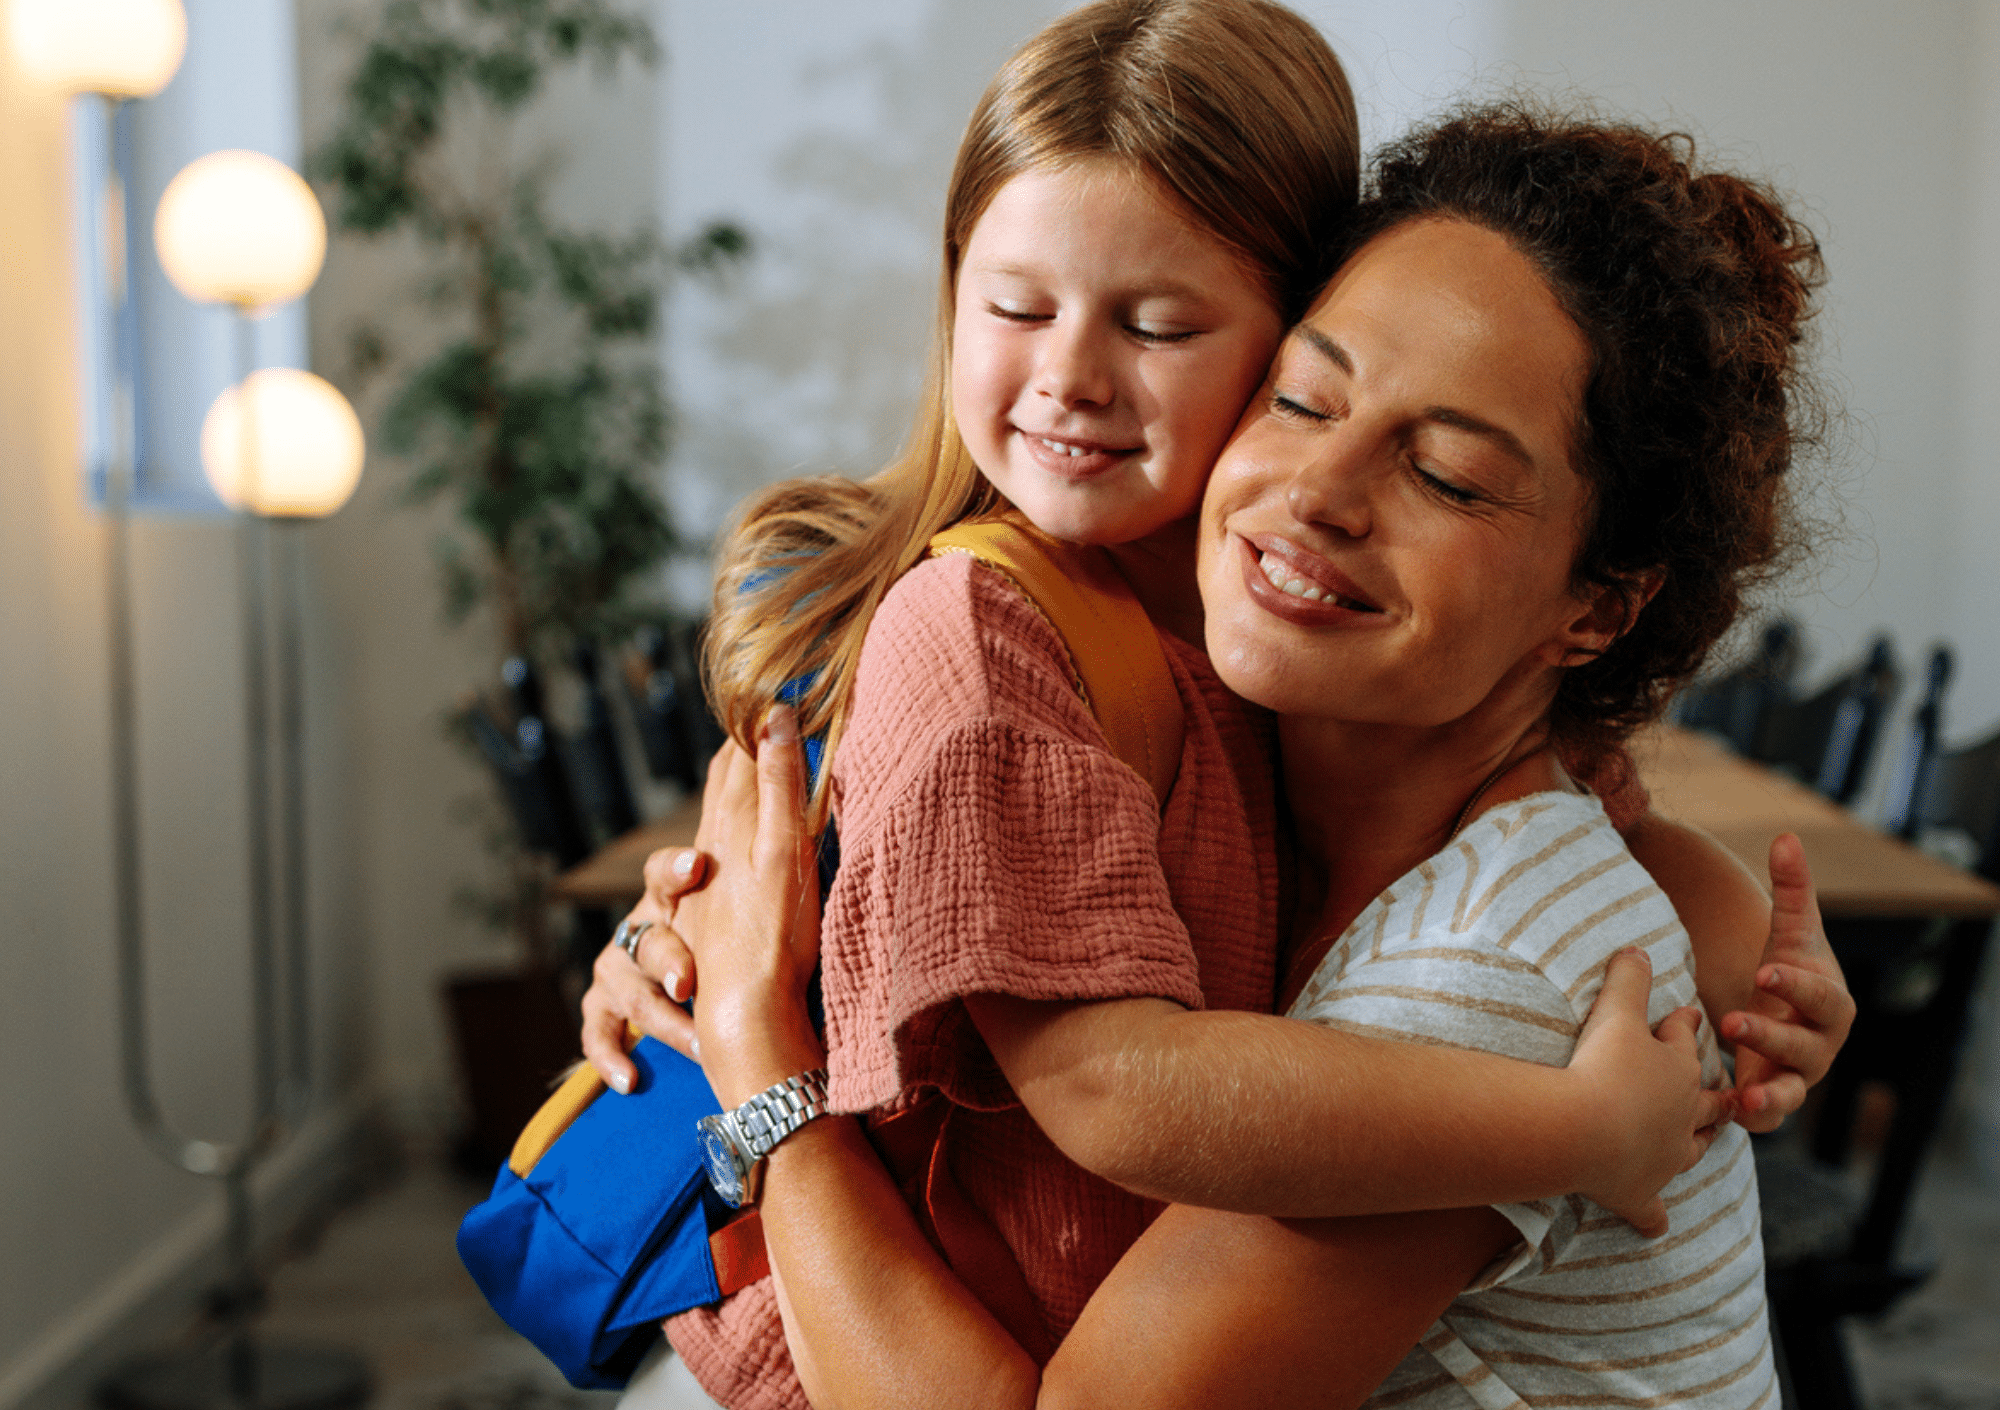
[1632,725,2000,918]
[548,798,702,907]
[554,727,2000,919]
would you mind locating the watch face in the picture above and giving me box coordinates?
[697,1115,747,1207]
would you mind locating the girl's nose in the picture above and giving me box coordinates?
[1033,319,1115,409]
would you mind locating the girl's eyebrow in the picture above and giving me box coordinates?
[973,262,1218,304]
[1288,323,1536,472]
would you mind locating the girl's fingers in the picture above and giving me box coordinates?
[1651,1002,1704,1056]
[1595,945,1653,1016]
[579,993,638,1094]
[1693,1087,1735,1138]
[1737,1069,1807,1121]
[1765,833,1820,943]
[1756,963,1856,1038]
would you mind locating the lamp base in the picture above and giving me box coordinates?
[98,1342,370,1410]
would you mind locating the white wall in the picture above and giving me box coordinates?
[0,21,368,1403]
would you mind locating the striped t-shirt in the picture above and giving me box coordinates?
[1290,789,1776,1409]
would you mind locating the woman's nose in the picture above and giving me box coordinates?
[1285,436,1374,538]
[1033,319,1115,409]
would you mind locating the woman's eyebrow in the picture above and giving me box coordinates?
[1291,322,1352,374]
[1291,323,1536,472]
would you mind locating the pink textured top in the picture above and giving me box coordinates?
[667,553,1282,1409]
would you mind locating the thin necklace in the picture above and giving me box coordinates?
[1447,732,1548,842]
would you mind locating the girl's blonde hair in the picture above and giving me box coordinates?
[705,0,1358,825]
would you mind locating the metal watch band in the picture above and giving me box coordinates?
[731,1068,831,1162]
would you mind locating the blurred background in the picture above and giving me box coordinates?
[4,2,1998,1408]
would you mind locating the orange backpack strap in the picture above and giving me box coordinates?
[507,1025,642,1177]
[928,520,1184,807]
[508,1059,606,1177]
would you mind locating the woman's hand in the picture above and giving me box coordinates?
[1721,833,1855,1132]
[671,709,827,1107]
[580,843,709,1090]
[1566,947,1731,1237]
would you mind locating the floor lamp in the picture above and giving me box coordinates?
[10,6,370,1403]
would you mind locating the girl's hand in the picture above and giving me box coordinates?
[1567,948,1733,1237]
[580,845,710,1090]
[674,709,827,1107]
[1720,834,1855,1133]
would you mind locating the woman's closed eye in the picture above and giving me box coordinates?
[1413,463,1484,505]
[1269,389,1334,423]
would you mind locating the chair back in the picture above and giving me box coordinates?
[568,641,640,838]
[1882,646,1957,840]
[463,657,595,869]
[1674,617,1800,753]
[1811,716,2000,1266]
[1753,634,1899,804]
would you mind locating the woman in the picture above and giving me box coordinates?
[640,103,1835,1407]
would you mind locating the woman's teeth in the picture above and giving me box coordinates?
[1037,437,1093,457]
[1259,550,1368,609]
[1259,550,1326,601]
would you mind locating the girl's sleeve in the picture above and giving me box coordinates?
[819,554,1205,1115]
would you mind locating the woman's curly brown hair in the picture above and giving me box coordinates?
[1340,101,1826,763]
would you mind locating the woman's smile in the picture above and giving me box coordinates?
[1241,534,1385,621]
[1199,216,1605,731]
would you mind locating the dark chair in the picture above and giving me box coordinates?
[463,656,594,870]
[1881,646,1955,840]
[623,623,705,791]
[1673,617,1801,754]
[568,640,641,839]
[1759,715,2000,1410]
[1752,635,1899,804]
[462,657,610,974]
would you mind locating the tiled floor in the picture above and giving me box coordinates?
[247,1150,2000,1410]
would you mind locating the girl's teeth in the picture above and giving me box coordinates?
[1039,437,1089,457]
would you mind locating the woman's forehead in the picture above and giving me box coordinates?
[1291,218,1588,476]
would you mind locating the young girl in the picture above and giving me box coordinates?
[583,4,1848,1406]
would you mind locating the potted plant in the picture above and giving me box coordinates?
[311,0,746,1167]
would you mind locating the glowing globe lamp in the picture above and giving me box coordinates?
[6,0,186,98]
[200,369,364,518]
[154,151,326,309]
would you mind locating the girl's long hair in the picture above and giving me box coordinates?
[705,0,1358,827]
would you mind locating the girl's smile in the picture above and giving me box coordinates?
[950,159,1283,548]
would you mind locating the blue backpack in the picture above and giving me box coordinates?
[455,520,1183,1388]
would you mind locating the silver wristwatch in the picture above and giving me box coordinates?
[696,1069,831,1208]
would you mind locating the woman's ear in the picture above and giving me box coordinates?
[1546,569,1664,666]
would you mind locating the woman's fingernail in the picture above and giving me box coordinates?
[672,850,696,880]
[663,969,684,1002]
[766,704,799,744]
[690,1037,702,1062]
[609,1069,631,1095]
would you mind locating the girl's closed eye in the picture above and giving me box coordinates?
[986,301,1052,325]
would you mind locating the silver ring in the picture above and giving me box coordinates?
[613,917,651,962]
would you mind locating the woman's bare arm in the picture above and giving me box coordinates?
[1042,1204,1512,1410]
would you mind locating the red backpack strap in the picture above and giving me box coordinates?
[928,519,1184,807]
